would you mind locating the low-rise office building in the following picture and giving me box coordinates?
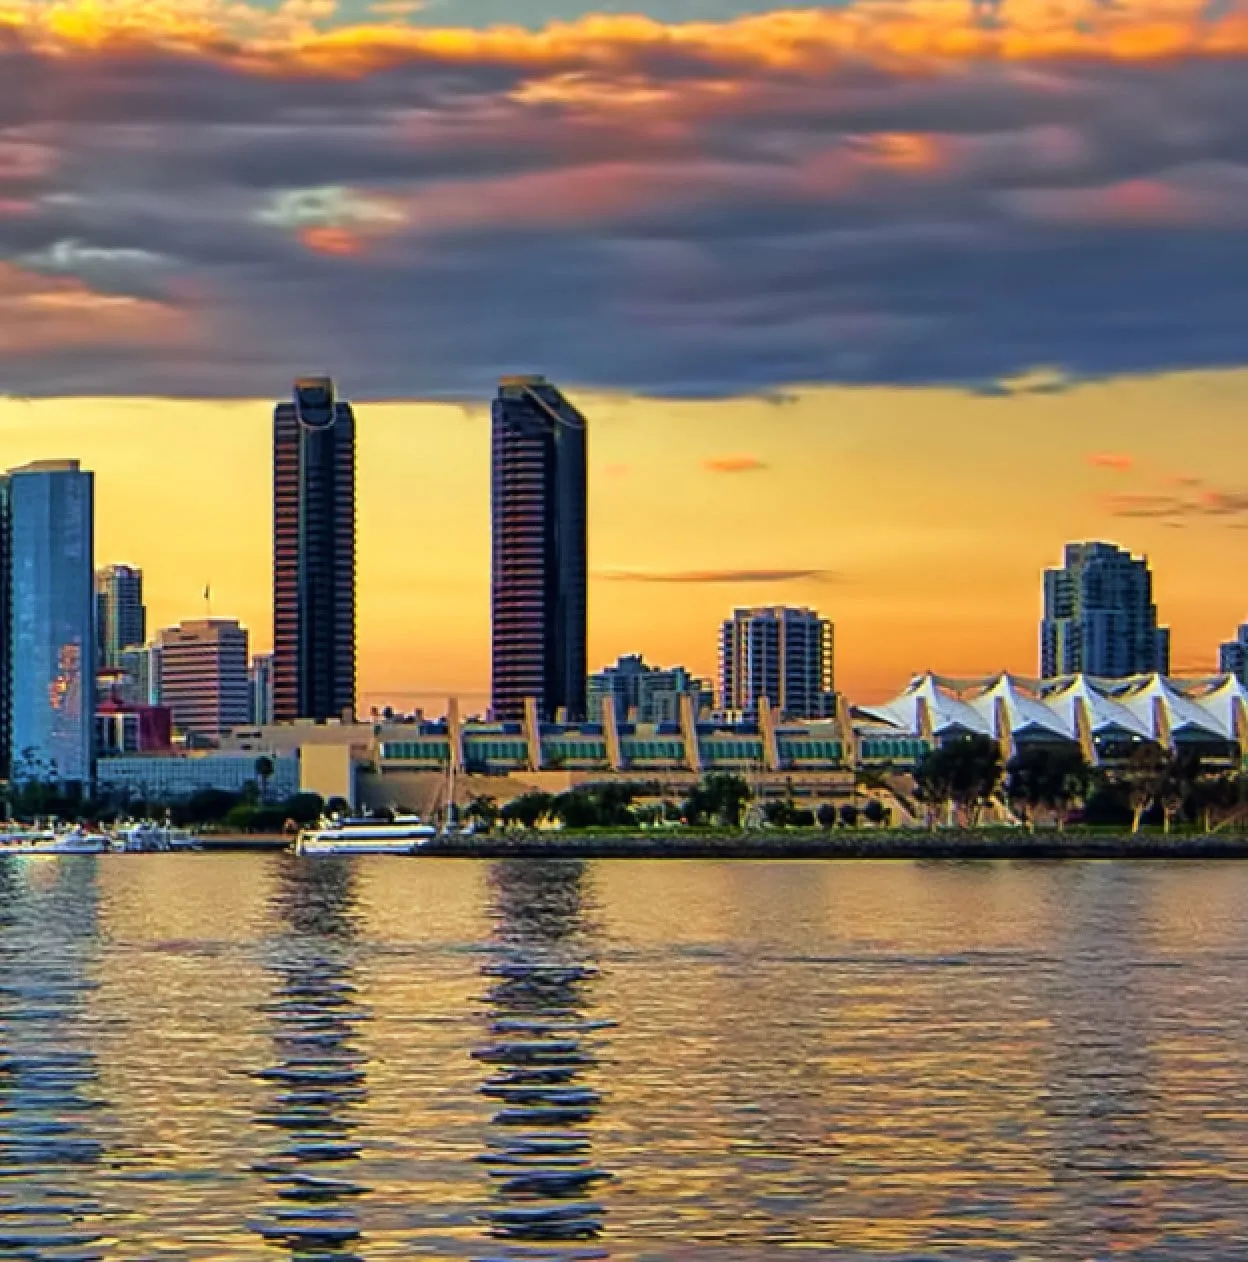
[97,751,300,802]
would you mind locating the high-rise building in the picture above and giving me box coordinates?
[273,377,356,723]
[587,654,713,725]
[1219,622,1248,684]
[4,460,95,785]
[158,619,250,742]
[1040,542,1169,679]
[719,606,835,719]
[118,643,162,707]
[490,375,588,722]
[95,563,145,670]
[249,652,274,726]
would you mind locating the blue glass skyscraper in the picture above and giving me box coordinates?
[1040,541,1169,680]
[5,460,95,786]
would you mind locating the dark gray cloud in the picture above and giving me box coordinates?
[1,21,1248,397]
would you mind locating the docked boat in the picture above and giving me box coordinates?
[0,825,114,856]
[113,821,201,852]
[294,814,436,856]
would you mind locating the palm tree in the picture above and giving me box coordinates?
[254,755,275,803]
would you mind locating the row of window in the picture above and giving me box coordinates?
[381,737,928,767]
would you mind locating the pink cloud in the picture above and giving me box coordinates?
[703,453,768,474]
[1086,451,1134,473]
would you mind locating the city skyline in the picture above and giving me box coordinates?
[11,374,1248,716]
[0,0,1246,716]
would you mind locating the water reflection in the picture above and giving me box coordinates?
[250,858,369,1257]
[471,860,612,1260]
[0,858,108,1258]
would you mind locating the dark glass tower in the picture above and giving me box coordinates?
[273,377,356,723]
[491,375,587,722]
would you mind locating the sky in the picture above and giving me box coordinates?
[3,0,1248,711]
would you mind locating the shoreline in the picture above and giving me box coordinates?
[196,830,1248,860]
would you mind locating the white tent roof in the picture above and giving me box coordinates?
[858,673,990,738]
[1111,673,1224,740]
[969,674,1073,740]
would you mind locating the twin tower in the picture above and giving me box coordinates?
[275,374,587,724]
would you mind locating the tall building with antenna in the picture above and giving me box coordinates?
[490,375,588,723]
[272,377,356,722]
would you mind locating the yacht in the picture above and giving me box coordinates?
[294,814,436,856]
[0,824,114,856]
[113,821,202,853]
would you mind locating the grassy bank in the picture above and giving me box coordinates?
[419,828,1248,860]
[188,828,1248,859]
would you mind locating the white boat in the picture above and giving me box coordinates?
[113,821,202,853]
[294,814,436,856]
[0,825,114,856]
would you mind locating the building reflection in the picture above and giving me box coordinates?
[1039,867,1161,1252]
[471,859,611,1259]
[250,857,369,1258]
[0,857,108,1258]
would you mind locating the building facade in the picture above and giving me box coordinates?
[6,460,95,785]
[97,751,299,803]
[719,606,835,719]
[95,563,145,670]
[1219,623,1248,684]
[118,643,161,706]
[249,652,275,725]
[1041,541,1170,679]
[96,700,173,754]
[158,619,250,742]
[273,377,356,723]
[587,654,713,725]
[491,375,588,723]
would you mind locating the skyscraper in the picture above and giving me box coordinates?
[158,618,250,742]
[719,606,835,719]
[249,652,275,726]
[587,654,713,725]
[1219,622,1248,684]
[490,375,587,722]
[1041,542,1169,679]
[4,460,95,785]
[273,377,356,723]
[95,563,145,670]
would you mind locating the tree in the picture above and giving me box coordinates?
[501,791,553,830]
[816,803,837,831]
[863,798,889,827]
[839,802,859,828]
[914,735,1003,827]
[466,795,499,833]
[1121,744,1172,834]
[1006,746,1090,831]
[1189,770,1248,832]
[326,796,351,817]
[682,773,751,828]
[282,792,325,826]
[254,756,276,802]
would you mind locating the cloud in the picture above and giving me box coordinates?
[703,453,768,474]
[1087,452,1134,473]
[597,567,840,584]
[1104,482,1248,521]
[0,4,1245,394]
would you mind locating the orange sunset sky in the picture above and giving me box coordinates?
[2,0,1248,711]
[5,371,1247,713]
